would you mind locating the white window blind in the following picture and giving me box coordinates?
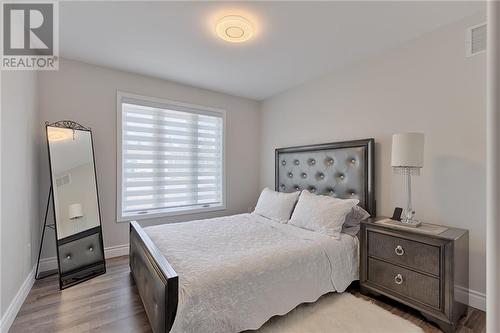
[118,94,225,219]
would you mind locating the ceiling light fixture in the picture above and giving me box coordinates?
[47,128,74,142]
[216,15,254,43]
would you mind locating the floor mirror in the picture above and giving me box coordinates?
[40,120,106,289]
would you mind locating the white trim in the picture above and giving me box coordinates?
[104,243,129,259]
[118,205,226,222]
[0,244,130,333]
[0,266,36,333]
[487,2,500,331]
[117,91,228,116]
[1,250,485,333]
[456,286,486,311]
[115,91,227,223]
[117,91,124,222]
[468,289,487,312]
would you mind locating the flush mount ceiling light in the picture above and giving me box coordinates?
[216,15,254,43]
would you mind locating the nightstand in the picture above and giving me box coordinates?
[360,217,469,333]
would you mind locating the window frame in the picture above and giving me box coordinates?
[116,91,226,222]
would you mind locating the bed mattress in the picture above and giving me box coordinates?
[144,213,359,333]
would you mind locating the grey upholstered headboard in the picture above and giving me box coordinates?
[275,139,375,216]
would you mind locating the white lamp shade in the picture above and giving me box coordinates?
[68,203,83,220]
[391,133,425,168]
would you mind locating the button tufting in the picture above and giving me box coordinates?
[351,192,355,196]
[301,173,307,179]
[326,158,334,166]
[310,187,317,193]
[280,184,285,190]
[340,175,345,180]
[282,160,286,166]
[89,247,94,252]
[295,186,300,191]
[351,159,356,164]
[294,160,300,165]
[288,172,293,178]
[308,158,316,166]
[66,255,71,260]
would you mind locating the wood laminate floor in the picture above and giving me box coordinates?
[10,256,485,333]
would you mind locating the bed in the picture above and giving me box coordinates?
[129,139,375,333]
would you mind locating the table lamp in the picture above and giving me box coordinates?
[391,133,424,227]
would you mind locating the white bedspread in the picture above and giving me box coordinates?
[144,213,358,333]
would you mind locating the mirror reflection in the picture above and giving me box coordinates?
[47,126,101,240]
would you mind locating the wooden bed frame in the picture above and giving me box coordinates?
[129,221,178,333]
[129,138,375,333]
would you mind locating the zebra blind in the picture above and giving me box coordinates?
[120,96,224,218]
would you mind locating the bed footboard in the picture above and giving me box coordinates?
[129,221,178,333]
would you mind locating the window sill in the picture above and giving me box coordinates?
[116,204,226,223]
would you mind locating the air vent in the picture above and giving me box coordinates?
[466,23,486,57]
[56,174,71,187]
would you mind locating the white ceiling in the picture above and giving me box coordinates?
[60,1,484,101]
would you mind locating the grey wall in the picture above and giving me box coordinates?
[38,58,261,258]
[1,71,39,317]
[260,14,486,297]
[54,163,100,239]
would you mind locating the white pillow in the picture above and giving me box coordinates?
[254,188,300,223]
[342,205,371,236]
[289,190,359,239]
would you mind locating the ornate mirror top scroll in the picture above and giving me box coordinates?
[45,120,90,131]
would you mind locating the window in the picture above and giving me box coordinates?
[117,92,225,221]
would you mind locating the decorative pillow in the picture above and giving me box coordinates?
[342,205,371,236]
[254,188,300,223]
[289,190,359,239]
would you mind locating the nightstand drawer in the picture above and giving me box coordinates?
[368,231,440,276]
[368,258,440,308]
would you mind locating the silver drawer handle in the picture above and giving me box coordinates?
[394,274,403,285]
[395,245,404,256]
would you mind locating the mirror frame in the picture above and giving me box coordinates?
[46,120,106,289]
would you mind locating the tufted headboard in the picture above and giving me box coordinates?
[275,139,375,216]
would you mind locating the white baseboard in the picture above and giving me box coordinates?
[467,288,486,311]
[1,243,130,333]
[104,243,129,259]
[0,266,36,333]
[2,244,485,333]
[456,285,486,311]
